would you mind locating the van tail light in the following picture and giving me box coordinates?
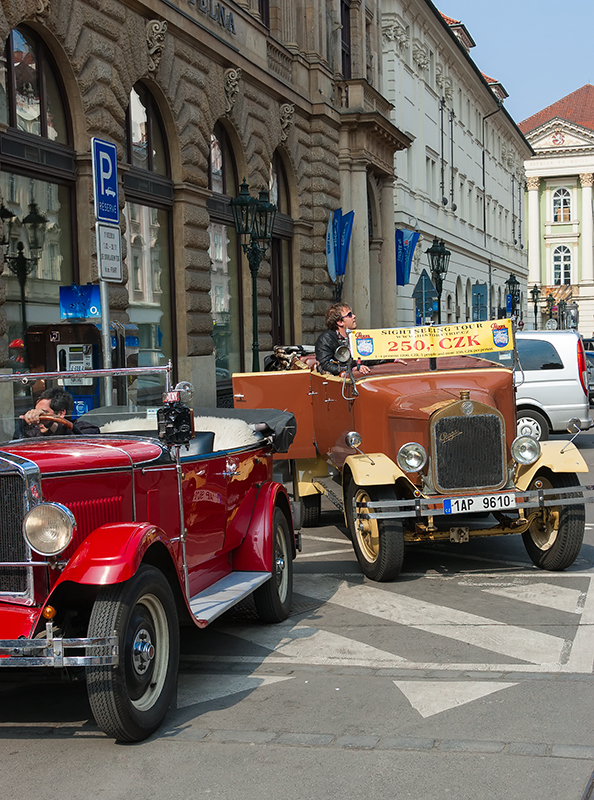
[577,339,588,397]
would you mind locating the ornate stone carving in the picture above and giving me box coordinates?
[412,40,430,71]
[146,20,167,73]
[224,67,242,114]
[580,173,594,189]
[444,78,453,103]
[36,0,50,19]
[382,19,409,49]
[280,103,294,142]
[526,176,540,191]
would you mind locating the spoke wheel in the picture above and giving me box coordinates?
[522,471,584,570]
[253,507,293,622]
[346,482,404,581]
[86,566,179,742]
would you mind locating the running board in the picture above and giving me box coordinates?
[189,572,270,629]
[312,476,344,512]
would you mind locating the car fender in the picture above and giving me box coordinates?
[53,523,176,587]
[232,481,294,571]
[295,455,328,497]
[344,453,402,487]
[515,441,588,489]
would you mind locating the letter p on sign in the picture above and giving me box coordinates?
[92,137,119,224]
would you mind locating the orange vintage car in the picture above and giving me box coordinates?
[233,321,594,582]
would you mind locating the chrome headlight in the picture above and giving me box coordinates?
[397,442,427,472]
[345,430,362,449]
[511,435,541,465]
[23,503,76,556]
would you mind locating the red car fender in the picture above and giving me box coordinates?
[232,481,293,572]
[53,523,177,587]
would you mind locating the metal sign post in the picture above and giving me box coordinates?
[92,138,120,405]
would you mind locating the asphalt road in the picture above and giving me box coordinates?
[1,429,594,799]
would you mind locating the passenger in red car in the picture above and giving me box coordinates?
[14,387,99,438]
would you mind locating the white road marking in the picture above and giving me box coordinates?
[394,680,518,718]
[176,673,293,709]
[565,575,594,672]
[482,582,583,614]
[218,620,405,665]
[297,575,565,665]
[298,548,354,559]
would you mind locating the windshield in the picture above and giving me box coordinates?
[0,365,171,443]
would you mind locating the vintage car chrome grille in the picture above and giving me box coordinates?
[0,473,28,594]
[433,413,506,492]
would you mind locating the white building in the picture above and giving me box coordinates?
[381,2,532,325]
[520,84,594,333]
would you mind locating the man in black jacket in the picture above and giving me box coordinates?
[315,302,371,376]
[14,387,100,438]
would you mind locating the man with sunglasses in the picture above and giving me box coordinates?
[315,302,371,376]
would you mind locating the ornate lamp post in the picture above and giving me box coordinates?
[546,293,555,320]
[425,237,451,324]
[1,200,47,336]
[229,179,276,372]
[530,284,540,330]
[505,273,520,318]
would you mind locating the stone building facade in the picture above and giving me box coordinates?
[381,2,532,325]
[520,84,594,333]
[0,0,409,406]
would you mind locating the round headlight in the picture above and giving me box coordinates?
[511,435,541,466]
[397,442,427,473]
[23,503,76,556]
[345,430,362,449]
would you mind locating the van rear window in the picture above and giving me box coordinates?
[517,339,564,371]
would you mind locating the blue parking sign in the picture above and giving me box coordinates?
[92,137,119,224]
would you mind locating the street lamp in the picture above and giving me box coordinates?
[505,273,520,318]
[229,179,277,371]
[0,200,47,337]
[558,298,567,330]
[530,284,540,330]
[546,293,555,319]
[425,237,451,324]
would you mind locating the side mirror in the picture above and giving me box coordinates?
[567,417,581,435]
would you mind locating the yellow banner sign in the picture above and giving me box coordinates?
[349,319,514,360]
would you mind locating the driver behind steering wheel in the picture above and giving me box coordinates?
[14,387,99,438]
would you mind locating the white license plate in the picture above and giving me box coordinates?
[443,492,516,515]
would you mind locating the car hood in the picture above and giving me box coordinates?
[0,436,166,474]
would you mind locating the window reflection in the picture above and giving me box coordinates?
[129,85,167,176]
[209,221,240,378]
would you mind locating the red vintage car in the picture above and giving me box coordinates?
[233,321,594,582]
[0,364,298,741]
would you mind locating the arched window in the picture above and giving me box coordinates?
[208,123,241,392]
[553,187,571,222]
[553,245,572,285]
[123,83,174,374]
[269,152,293,344]
[0,27,74,350]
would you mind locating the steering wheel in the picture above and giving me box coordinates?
[37,414,74,430]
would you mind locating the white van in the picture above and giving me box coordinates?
[482,330,591,439]
[511,330,591,440]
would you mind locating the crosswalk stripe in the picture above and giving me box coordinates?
[218,620,405,665]
[297,575,565,665]
[482,582,583,614]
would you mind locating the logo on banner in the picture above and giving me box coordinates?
[491,323,510,348]
[354,335,374,357]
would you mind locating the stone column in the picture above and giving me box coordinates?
[580,173,594,282]
[527,176,541,285]
[380,177,397,326]
[350,163,371,326]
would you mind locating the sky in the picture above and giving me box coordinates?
[443,0,593,124]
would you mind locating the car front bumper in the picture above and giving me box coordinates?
[0,622,119,667]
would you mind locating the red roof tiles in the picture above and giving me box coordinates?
[519,84,594,134]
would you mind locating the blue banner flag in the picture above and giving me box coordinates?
[327,209,355,301]
[396,228,420,287]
